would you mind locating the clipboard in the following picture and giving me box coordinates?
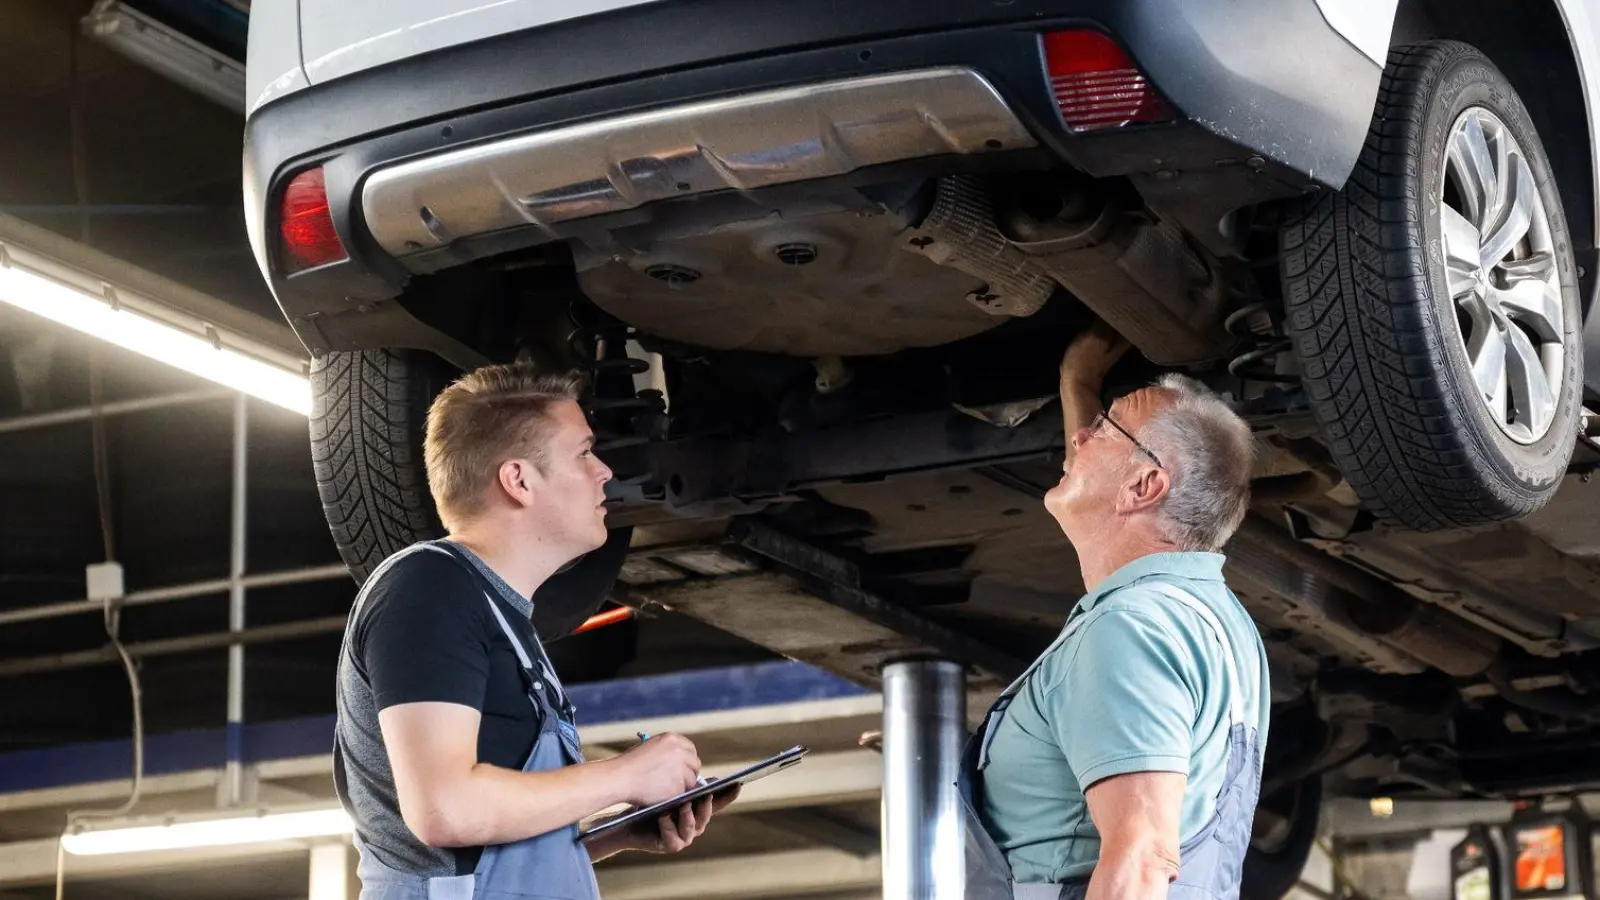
[578,745,809,841]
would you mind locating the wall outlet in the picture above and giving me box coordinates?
[86,561,125,602]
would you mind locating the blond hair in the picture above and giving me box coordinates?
[423,363,586,529]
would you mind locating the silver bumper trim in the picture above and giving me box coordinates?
[360,67,1037,259]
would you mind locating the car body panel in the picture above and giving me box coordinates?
[242,0,1385,360]
[298,0,670,86]
[1556,0,1600,249]
[1313,0,1400,65]
[242,0,309,116]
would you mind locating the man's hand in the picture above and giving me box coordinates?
[1060,319,1132,463]
[1082,771,1185,900]
[1061,318,1131,389]
[584,785,742,861]
[609,733,703,807]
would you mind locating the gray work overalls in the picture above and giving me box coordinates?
[350,542,603,900]
[959,584,1264,900]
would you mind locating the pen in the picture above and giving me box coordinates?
[638,731,712,787]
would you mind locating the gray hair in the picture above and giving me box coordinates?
[1132,374,1255,552]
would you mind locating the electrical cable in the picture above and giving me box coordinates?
[56,353,147,898]
[89,353,114,561]
[70,599,145,823]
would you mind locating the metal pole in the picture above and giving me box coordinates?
[225,393,247,807]
[0,616,348,677]
[0,608,634,678]
[881,659,966,900]
[0,564,350,628]
[0,389,229,434]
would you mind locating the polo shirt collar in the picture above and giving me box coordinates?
[1076,551,1226,614]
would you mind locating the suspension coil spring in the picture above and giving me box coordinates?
[567,302,666,450]
[1224,301,1297,384]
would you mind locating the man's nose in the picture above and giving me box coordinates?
[594,457,614,484]
[1070,427,1093,450]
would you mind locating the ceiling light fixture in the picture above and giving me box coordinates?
[82,0,245,114]
[0,239,311,416]
[60,806,352,856]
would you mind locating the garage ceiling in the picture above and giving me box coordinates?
[0,0,774,755]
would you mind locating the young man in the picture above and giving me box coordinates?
[333,363,734,900]
[964,324,1271,900]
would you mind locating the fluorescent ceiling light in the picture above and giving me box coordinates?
[61,806,351,855]
[83,0,245,114]
[0,243,311,416]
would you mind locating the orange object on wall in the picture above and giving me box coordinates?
[1514,825,1567,893]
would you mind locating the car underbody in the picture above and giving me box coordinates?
[587,363,1600,801]
[246,5,1600,880]
[369,142,1600,806]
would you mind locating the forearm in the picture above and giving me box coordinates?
[1085,840,1180,900]
[1082,771,1185,900]
[413,756,627,848]
[1057,319,1128,462]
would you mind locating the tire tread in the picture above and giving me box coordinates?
[309,349,442,584]
[1281,41,1568,529]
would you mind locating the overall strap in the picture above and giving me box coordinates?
[481,590,534,670]
[1140,583,1253,728]
[415,542,535,662]
[997,607,1097,700]
[416,542,573,715]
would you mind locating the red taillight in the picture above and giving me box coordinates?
[279,167,347,273]
[1042,30,1171,132]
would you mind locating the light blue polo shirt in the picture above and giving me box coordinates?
[978,552,1270,883]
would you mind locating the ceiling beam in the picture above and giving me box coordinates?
[580,749,881,828]
[0,746,881,868]
[579,694,881,750]
[0,769,220,814]
[597,849,880,900]
[721,750,879,812]
[2,745,882,823]
[0,692,887,815]
[0,836,309,887]
[747,809,879,858]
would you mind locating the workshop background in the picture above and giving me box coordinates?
[0,2,1582,899]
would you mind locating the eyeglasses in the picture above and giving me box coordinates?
[1091,410,1163,469]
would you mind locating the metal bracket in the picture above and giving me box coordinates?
[650,403,1066,512]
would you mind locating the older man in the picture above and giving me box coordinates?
[962,323,1271,900]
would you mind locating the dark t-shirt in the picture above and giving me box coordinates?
[334,542,545,876]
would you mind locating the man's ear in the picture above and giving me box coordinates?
[496,458,543,510]
[1117,465,1170,515]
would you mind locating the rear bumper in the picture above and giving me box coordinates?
[243,0,1383,355]
[360,68,1037,264]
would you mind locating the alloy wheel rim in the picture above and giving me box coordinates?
[1439,107,1566,444]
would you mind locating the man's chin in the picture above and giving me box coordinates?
[1043,486,1071,529]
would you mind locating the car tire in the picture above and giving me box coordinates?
[309,347,631,638]
[1241,776,1323,900]
[1280,40,1584,529]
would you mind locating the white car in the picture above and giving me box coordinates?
[246,3,1600,897]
